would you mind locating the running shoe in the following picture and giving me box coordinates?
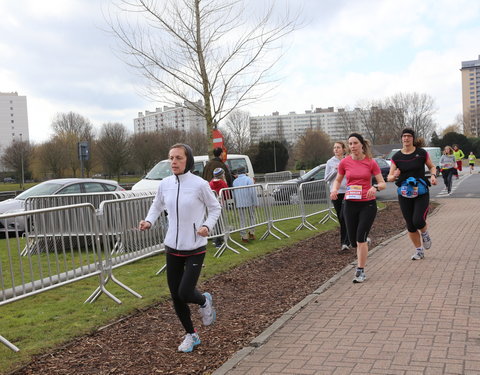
[411,250,425,260]
[421,232,432,250]
[340,244,349,252]
[352,269,366,283]
[178,333,201,353]
[199,292,216,326]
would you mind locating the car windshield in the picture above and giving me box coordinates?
[145,161,173,180]
[15,182,65,200]
[375,158,389,168]
[300,166,322,181]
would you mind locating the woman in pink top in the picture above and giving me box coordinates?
[330,133,386,283]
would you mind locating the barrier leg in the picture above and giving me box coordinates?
[1,335,20,352]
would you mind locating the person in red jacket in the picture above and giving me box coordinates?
[209,168,228,194]
[209,168,229,248]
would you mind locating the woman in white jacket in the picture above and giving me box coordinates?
[325,141,350,251]
[139,144,221,353]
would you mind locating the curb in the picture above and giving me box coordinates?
[212,228,409,375]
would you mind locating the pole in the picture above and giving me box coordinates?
[19,133,25,190]
[273,141,277,172]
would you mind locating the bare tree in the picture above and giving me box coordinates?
[107,0,299,144]
[34,137,69,179]
[337,107,361,138]
[51,112,96,177]
[130,131,164,174]
[184,128,209,155]
[1,139,34,188]
[384,92,437,139]
[97,123,131,181]
[294,128,331,169]
[222,110,251,154]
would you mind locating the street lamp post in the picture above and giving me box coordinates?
[19,133,25,190]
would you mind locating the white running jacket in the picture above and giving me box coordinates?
[145,171,221,251]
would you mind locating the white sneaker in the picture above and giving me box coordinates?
[411,250,425,260]
[340,244,349,252]
[352,269,366,283]
[421,232,432,250]
[199,292,216,326]
[178,333,201,353]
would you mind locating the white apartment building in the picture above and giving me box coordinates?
[250,107,365,144]
[134,100,207,134]
[460,55,480,137]
[0,92,29,153]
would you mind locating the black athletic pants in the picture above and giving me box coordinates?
[343,200,377,245]
[166,252,207,334]
[332,194,350,246]
[397,193,430,233]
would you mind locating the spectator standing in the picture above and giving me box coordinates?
[138,143,221,353]
[330,133,386,283]
[452,144,464,178]
[233,166,258,243]
[468,152,476,173]
[325,141,351,252]
[203,147,233,186]
[440,146,456,195]
[387,128,437,261]
[209,168,229,248]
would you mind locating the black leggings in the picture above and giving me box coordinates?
[442,168,454,193]
[332,194,350,246]
[397,193,430,233]
[166,252,207,334]
[343,200,377,244]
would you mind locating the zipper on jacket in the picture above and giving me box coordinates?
[175,175,180,249]
[193,223,197,242]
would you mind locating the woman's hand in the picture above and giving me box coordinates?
[330,189,338,200]
[430,174,437,185]
[138,220,151,231]
[197,225,209,237]
[366,186,377,199]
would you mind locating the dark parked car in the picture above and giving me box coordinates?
[272,164,326,204]
[272,158,389,204]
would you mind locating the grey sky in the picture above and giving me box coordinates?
[1,0,479,143]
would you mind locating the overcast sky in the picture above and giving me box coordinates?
[1,0,479,143]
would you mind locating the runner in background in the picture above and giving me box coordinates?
[440,146,456,195]
[330,133,386,283]
[387,128,437,261]
[452,144,464,179]
[468,152,476,174]
[325,141,351,252]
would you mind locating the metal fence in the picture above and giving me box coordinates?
[0,179,335,351]
[264,171,293,183]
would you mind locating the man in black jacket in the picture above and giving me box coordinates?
[202,147,233,186]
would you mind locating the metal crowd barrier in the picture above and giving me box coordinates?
[0,204,102,352]
[264,171,293,183]
[0,180,337,351]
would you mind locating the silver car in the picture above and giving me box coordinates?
[0,178,124,234]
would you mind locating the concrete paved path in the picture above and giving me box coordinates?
[214,198,480,375]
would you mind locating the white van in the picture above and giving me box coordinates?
[386,147,442,176]
[132,154,254,191]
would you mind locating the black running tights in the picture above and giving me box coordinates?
[343,200,377,245]
[166,252,206,334]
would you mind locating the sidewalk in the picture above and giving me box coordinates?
[214,198,480,375]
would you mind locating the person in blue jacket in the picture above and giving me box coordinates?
[233,166,258,242]
[139,143,221,353]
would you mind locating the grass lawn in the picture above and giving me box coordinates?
[0,210,339,373]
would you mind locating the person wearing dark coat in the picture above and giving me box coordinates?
[202,147,233,187]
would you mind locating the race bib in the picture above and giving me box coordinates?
[345,185,362,200]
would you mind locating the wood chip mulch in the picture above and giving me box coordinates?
[11,201,423,375]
